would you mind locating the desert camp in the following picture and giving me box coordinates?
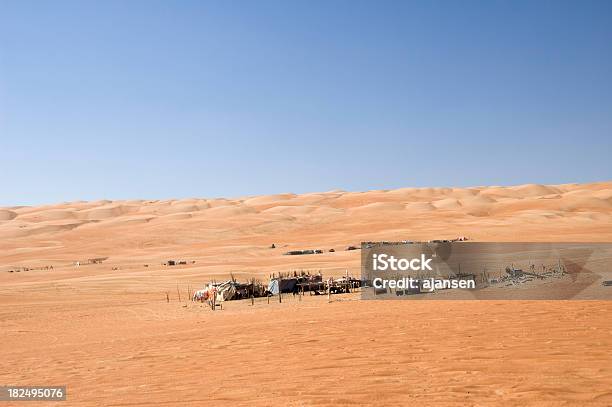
[2,0,612,404]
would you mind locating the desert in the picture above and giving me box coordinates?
[1,182,612,406]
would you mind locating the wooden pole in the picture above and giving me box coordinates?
[345,269,350,293]
[251,278,255,306]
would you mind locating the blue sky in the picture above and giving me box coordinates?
[1,0,611,206]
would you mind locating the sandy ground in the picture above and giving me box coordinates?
[1,182,612,406]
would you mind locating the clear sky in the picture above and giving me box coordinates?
[1,0,611,206]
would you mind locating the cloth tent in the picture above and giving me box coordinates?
[267,278,298,295]
[215,281,237,302]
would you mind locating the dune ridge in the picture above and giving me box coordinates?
[1,181,611,275]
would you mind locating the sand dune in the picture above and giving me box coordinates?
[431,197,462,210]
[76,204,137,220]
[15,208,77,222]
[1,181,611,265]
[1,181,611,406]
[1,181,611,256]
[0,209,17,221]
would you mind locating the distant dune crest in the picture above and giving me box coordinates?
[1,182,611,253]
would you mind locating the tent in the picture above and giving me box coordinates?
[267,278,298,295]
[215,281,237,302]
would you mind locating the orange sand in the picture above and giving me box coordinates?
[1,182,611,406]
